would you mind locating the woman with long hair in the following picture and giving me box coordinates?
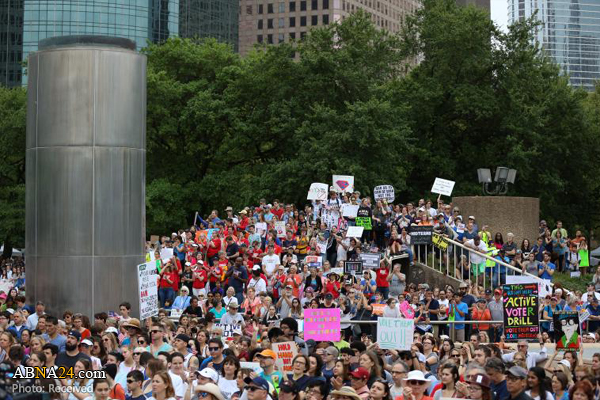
[433,363,460,400]
[331,359,350,390]
[84,379,111,400]
[0,331,15,363]
[359,351,383,387]
[151,371,176,400]
[569,381,594,400]
[218,356,240,400]
[527,367,553,400]
[61,359,94,400]
[439,340,454,363]
[196,329,210,359]
[73,314,92,340]
[307,354,323,378]
[591,353,600,379]
[467,373,493,400]
[290,298,304,319]
[551,372,570,400]
[90,336,107,365]
[369,379,391,400]
[102,333,118,354]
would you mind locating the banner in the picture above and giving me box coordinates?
[304,308,341,341]
[342,204,359,218]
[274,341,298,374]
[332,175,354,193]
[255,222,267,237]
[305,255,323,268]
[344,261,363,275]
[432,233,449,251]
[137,261,159,320]
[346,226,364,238]
[431,178,456,196]
[506,276,551,298]
[360,253,381,269]
[377,317,413,350]
[275,221,286,238]
[213,323,243,338]
[373,185,395,202]
[503,283,539,341]
[554,311,581,349]
[355,217,372,230]
[410,226,433,245]
[307,183,328,201]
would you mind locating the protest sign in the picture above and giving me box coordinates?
[580,310,591,323]
[137,261,159,320]
[255,222,267,237]
[346,226,364,238]
[342,204,359,218]
[377,317,414,350]
[240,362,263,375]
[214,323,242,338]
[317,238,328,254]
[150,235,160,243]
[275,221,286,238]
[373,185,395,202]
[502,283,539,341]
[332,175,354,193]
[159,247,173,261]
[321,209,339,230]
[432,233,449,251]
[305,255,323,268]
[372,303,385,316]
[554,311,581,349]
[344,261,363,275]
[506,275,551,298]
[307,183,328,201]
[360,253,381,269]
[355,217,372,230]
[274,341,298,374]
[410,226,433,245]
[431,178,456,196]
[329,267,344,277]
[304,308,341,341]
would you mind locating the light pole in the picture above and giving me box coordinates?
[477,167,517,195]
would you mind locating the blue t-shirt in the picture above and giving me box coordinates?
[539,262,556,280]
[452,302,469,330]
[174,244,185,261]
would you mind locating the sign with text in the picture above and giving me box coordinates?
[274,341,298,374]
[432,233,449,251]
[137,261,159,320]
[373,185,395,202]
[213,323,243,338]
[355,217,372,230]
[360,253,381,269]
[502,283,539,341]
[554,311,581,349]
[304,308,341,341]
[344,261,363,275]
[431,178,456,196]
[342,204,359,218]
[346,226,364,238]
[305,255,323,268]
[410,226,433,245]
[307,183,328,201]
[377,317,414,350]
[332,175,354,193]
[372,303,385,316]
[506,276,551,298]
[255,222,267,237]
[275,221,286,238]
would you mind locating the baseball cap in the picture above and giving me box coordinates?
[325,293,334,300]
[485,289,492,295]
[469,373,492,389]
[507,366,528,379]
[459,282,469,288]
[349,367,370,381]
[244,377,269,391]
[326,346,339,358]
[68,330,81,340]
[257,349,277,359]
[494,289,502,295]
[198,368,219,382]
[175,334,191,343]
[81,339,93,347]
[105,327,119,335]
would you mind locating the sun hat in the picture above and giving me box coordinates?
[404,370,431,382]
[122,318,142,330]
[329,387,362,400]
[196,383,225,400]
[198,368,219,383]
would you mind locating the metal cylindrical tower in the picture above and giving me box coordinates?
[25,36,146,316]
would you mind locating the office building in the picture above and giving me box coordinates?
[0,0,24,87]
[238,0,419,56]
[180,0,239,51]
[456,0,490,12]
[509,0,600,91]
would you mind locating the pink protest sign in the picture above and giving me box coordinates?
[304,308,341,341]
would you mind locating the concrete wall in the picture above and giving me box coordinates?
[406,263,463,290]
[452,196,539,245]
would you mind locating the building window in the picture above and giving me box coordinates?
[312,0,318,9]
[279,17,285,27]
[300,1,307,10]
[279,33,285,43]
[300,16,307,26]
[268,3,274,13]
[311,15,318,25]
[268,18,274,28]
[258,19,263,29]
[290,32,296,39]
[258,4,263,13]
[289,16,296,26]
[323,0,329,9]
[268,34,273,43]
[300,31,307,39]
[323,14,329,24]
[257,34,264,42]
[279,2,285,12]
[246,5,253,14]
[290,1,296,11]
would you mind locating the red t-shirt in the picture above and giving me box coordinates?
[376,267,390,288]
[272,207,284,219]
[207,238,222,258]
[193,269,208,289]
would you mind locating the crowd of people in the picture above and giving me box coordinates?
[0,190,598,400]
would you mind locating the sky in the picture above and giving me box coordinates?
[490,0,509,31]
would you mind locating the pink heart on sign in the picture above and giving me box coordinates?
[336,180,349,191]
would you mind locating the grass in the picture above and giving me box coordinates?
[553,271,594,293]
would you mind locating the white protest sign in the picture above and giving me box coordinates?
[307,183,328,201]
[274,341,298,374]
[160,247,173,261]
[374,185,395,202]
[506,276,551,298]
[317,238,328,254]
[255,222,267,237]
[342,204,359,218]
[580,310,591,323]
[377,317,414,350]
[170,309,183,319]
[137,261,159,320]
[431,178,456,197]
[214,323,243,338]
[346,226,364,238]
[240,362,263,374]
[275,221,286,238]
[321,209,338,230]
[332,175,354,193]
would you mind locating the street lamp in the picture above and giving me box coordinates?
[477,167,517,195]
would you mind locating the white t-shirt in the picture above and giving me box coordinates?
[438,299,449,320]
[168,371,186,398]
[262,254,280,276]
[218,377,239,400]
[247,277,267,293]
[466,239,487,264]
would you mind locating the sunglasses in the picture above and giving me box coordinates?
[127,379,138,384]
[151,330,161,333]
[247,387,263,392]
[198,393,210,398]
[408,380,426,386]
[134,352,142,356]
[209,347,220,351]
[138,341,146,345]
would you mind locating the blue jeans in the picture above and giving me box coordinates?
[159,287,175,307]
[492,273,506,289]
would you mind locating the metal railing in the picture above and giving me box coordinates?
[414,236,554,292]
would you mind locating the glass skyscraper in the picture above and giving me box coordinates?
[180,0,238,51]
[0,0,24,87]
[509,0,600,91]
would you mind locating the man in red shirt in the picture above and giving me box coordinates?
[207,232,222,266]
[375,262,390,299]
[271,201,284,219]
